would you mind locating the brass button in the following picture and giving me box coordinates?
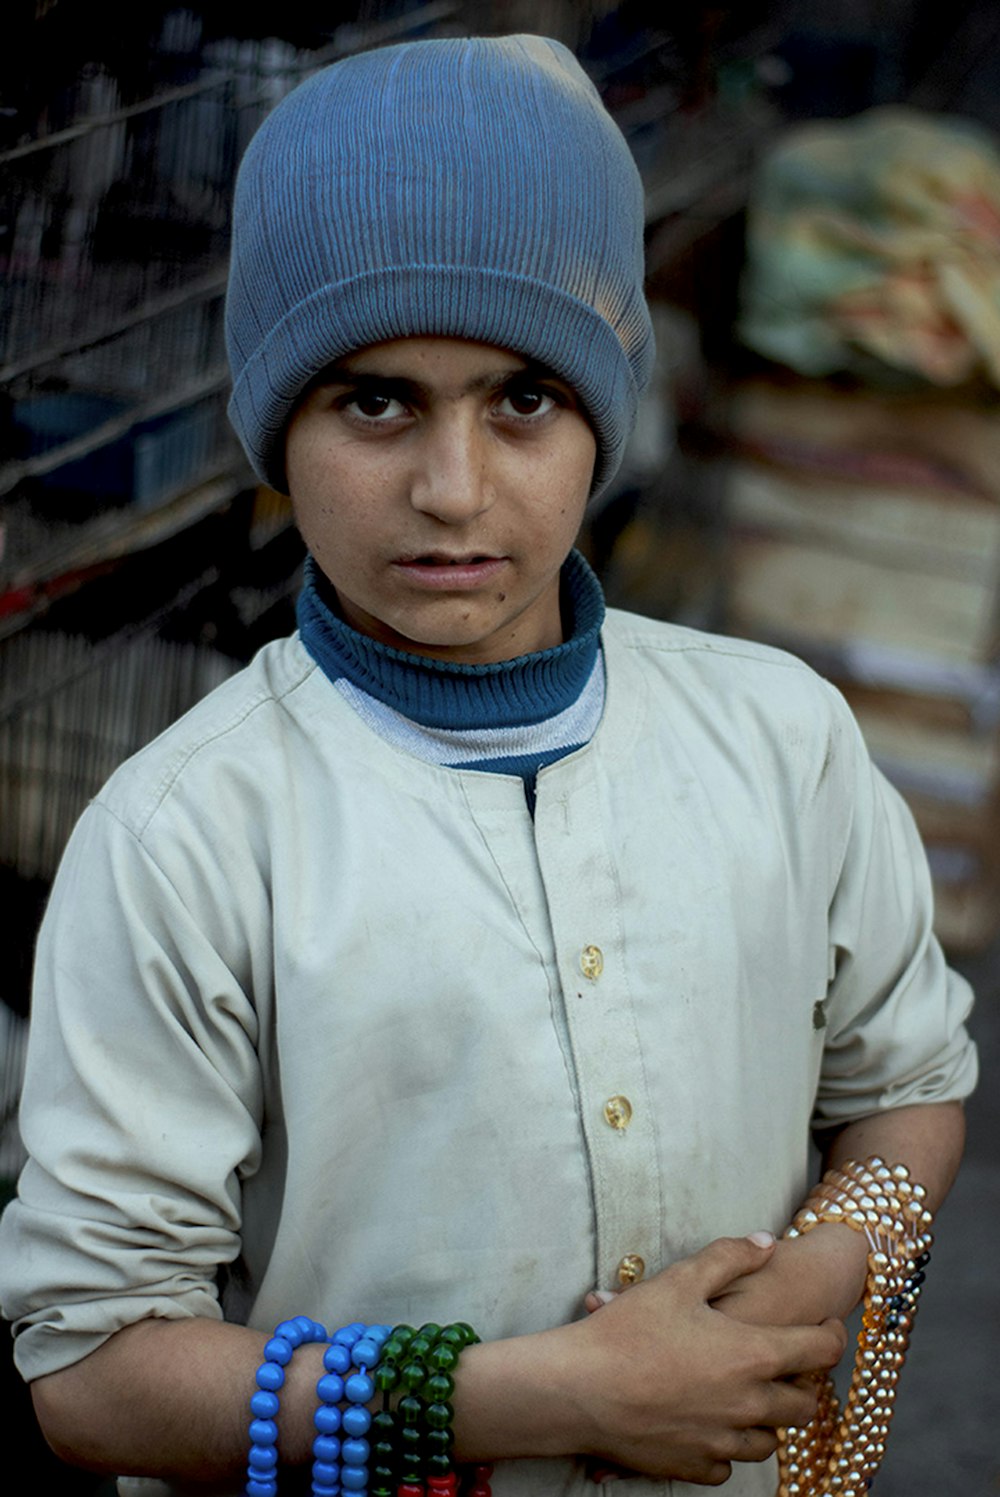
[617,1253,645,1285]
[580,944,604,980]
[603,1094,633,1131]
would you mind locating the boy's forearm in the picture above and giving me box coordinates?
[31,1314,583,1485]
[25,1309,691,1483]
[32,1318,322,1488]
[817,1099,967,1214]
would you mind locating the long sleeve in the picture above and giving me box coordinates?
[2,798,265,1378]
[815,686,977,1124]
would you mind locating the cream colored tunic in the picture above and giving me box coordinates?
[0,611,977,1496]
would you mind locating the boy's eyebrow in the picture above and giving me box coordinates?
[318,359,562,397]
[321,364,403,385]
[319,367,423,397]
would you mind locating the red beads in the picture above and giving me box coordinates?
[464,1465,494,1496]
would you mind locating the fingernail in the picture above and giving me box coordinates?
[589,1288,617,1304]
[747,1230,775,1247]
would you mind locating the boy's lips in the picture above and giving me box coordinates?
[391,553,509,588]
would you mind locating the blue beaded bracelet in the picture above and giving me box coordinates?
[311,1321,392,1497]
[245,1316,328,1497]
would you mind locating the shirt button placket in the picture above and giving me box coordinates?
[537,778,664,1293]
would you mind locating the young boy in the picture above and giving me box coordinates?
[0,34,976,1497]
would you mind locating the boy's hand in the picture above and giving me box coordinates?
[562,1233,847,1486]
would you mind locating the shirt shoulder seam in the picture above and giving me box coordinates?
[604,610,820,675]
[97,650,319,838]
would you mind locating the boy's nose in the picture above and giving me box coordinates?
[408,415,495,523]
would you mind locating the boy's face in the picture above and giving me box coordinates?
[285,337,596,665]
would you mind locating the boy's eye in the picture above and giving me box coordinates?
[346,390,406,421]
[498,386,555,419]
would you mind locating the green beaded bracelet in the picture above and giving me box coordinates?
[371,1321,488,1497]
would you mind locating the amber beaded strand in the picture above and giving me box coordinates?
[776,1157,934,1497]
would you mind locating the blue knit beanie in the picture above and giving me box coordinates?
[225,34,654,495]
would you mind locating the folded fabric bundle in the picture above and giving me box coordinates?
[739,106,1000,388]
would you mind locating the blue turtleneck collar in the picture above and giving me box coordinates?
[296,549,605,731]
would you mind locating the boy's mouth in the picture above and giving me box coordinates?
[398,550,501,563]
[392,553,508,586]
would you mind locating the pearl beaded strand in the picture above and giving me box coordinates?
[776,1156,934,1497]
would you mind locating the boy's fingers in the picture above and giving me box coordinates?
[588,1232,774,1313]
[686,1233,778,1300]
[816,1316,849,1363]
[771,1317,848,1381]
[730,1427,780,1463]
[764,1374,824,1431]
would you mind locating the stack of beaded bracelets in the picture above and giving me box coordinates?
[776,1156,934,1497]
[246,1316,493,1497]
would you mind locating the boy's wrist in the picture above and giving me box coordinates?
[451,1321,592,1466]
[782,1220,871,1318]
[712,1225,869,1327]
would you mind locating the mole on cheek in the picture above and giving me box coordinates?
[497,592,506,602]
